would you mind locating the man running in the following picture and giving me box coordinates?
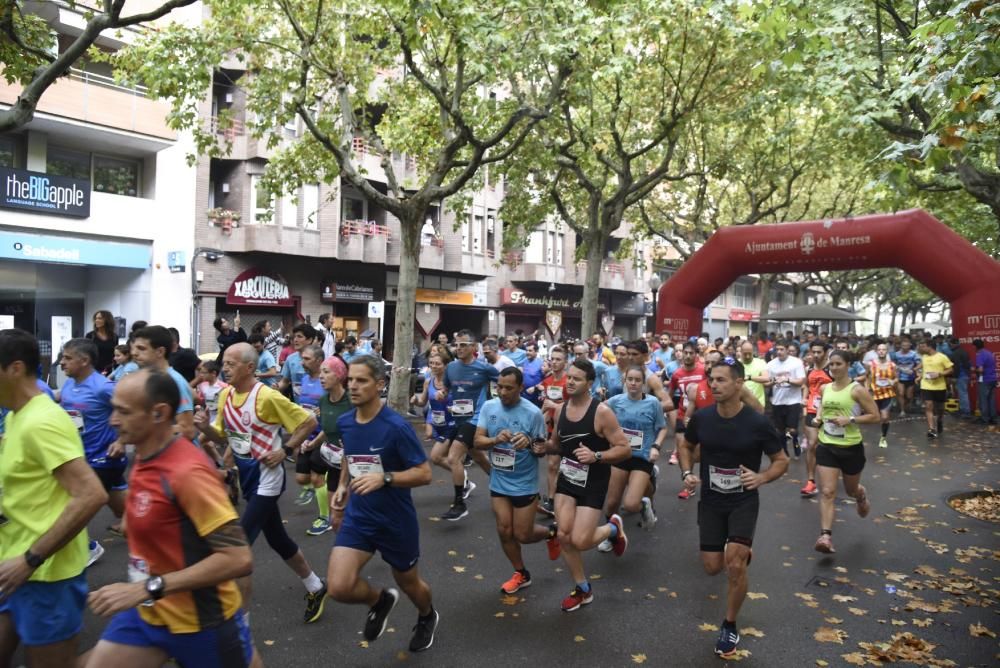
[917,339,953,438]
[194,343,327,623]
[764,341,806,458]
[678,358,788,658]
[668,341,705,466]
[540,358,631,612]
[474,367,560,594]
[538,346,569,516]
[130,326,197,442]
[801,342,833,497]
[868,343,897,448]
[738,341,768,410]
[890,338,920,416]
[328,356,438,653]
[58,338,127,565]
[520,342,545,406]
[503,336,528,367]
[85,370,262,667]
[440,329,499,521]
[0,329,107,667]
[292,345,329,526]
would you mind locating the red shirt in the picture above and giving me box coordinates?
[126,437,241,633]
[690,378,715,411]
[541,373,568,431]
[757,340,774,357]
[669,364,705,420]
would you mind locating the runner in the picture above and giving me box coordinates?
[194,343,328,623]
[248,333,280,387]
[310,355,353,534]
[801,342,833,497]
[538,346,569,516]
[602,342,631,400]
[503,336,528,367]
[279,324,318,479]
[0,329,107,668]
[738,341,768,409]
[678,357,789,658]
[890,338,920,416]
[764,340,805,458]
[575,341,609,400]
[916,339,953,438]
[540,358,631,612]
[972,338,997,425]
[130,326,197,442]
[292,345,328,525]
[624,340,674,414]
[810,350,881,554]
[328,355,439,653]
[439,329,499,521]
[85,370,262,668]
[411,350,460,488]
[58,338,127,565]
[868,343,897,448]
[473,367,560,594]
[668,341,705,466]
[520,342,545,406]
[604,366,668,531]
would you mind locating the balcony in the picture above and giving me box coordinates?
[418,237,445,271]
[461,249,497,277]
[207,116,272,161]
[0,68,174,140]
[204,219,323,256]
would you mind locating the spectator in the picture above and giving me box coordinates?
[972,338,996,425]
[85,310,118,374]
[948,337,972,417]
[167,327,202,382]
[213,314,247,364]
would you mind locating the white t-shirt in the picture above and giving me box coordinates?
[766,356,805,405]
[493,355,515,372]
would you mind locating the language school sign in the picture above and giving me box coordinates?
[227,268,295,307]
[1,166,90,218]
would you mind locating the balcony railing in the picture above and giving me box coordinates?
[66,67,148,95]
[504,250,524,268]
[341,219,391,238]
[209,115,246,138]
[351,137,380,157]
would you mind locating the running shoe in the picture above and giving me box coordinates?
[608,514,628,557]
[650,465,660,494]
[295,488,315,506]
[855,487,871,518]
[800,479,818,497]
[364,587,400,641]
[539,498,555,517]
[560,586,594,612]
[409,608,439,652]
[640,497,657,531]
[668,451,678,466]
[306,517,332,536]
[793,442,802,459]
[462,479,477,501]
[927,429,938,439]
[303,579,327,624]
[677,488,692,500]
[87,541,105,568]
[441,502,468,521]
[597,538,613,553]
[715,624,740,657]
[546,536,562,561]
[878,436,888,449]
[464,454,473,468]
[814,534,835,554]
[501,571,532,594]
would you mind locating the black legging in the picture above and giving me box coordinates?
[240,493,299,561]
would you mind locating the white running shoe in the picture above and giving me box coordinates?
[87,542,105,568]
[597,538,613,553]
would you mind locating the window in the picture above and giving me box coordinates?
[93,156,139,196]
[712,292,726,307]
[342,196,364,222]
[733,282,755,309]
[280,192,297,227]
[461,219,470,251]
[46,147,90,180]
[525,230,544,263]
[0,136,17,167]
[473,214,484,254]
[250,175,274,224]
[303,184,320,230]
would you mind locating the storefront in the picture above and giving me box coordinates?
[499,288,609,342]
[727,308,756,338]
[321,281,379,340]
[209,268,300,348]
[610,293,646,340]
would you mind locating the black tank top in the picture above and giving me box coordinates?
[556,398,610,459]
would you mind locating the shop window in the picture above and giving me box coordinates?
[93,155,139,196]
[46,147,90,181]
[250,175,275,224]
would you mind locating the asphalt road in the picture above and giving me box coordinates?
[53,413,1000,666]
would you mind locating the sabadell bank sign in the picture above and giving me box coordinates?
[1,166,90,218]
[227,268,296,307]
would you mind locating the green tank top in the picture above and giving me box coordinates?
[818,381,862,447]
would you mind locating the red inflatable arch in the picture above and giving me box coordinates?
[655,209,1000,406]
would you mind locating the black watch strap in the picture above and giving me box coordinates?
[24,549,45,569]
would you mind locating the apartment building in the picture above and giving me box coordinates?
[0,1,200,360]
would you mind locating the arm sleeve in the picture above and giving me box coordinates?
[173,459,239,537]
[31,414,85,473]
[259,388,312,432]
[758,416,783,456]
[397,420,428,468]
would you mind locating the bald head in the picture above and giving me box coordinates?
[223,342,258,387]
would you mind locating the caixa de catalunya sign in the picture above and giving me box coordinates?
[227,268,295,307]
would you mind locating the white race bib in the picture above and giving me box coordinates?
[925,372,938,380]
[708,465,743,494]
[491,443,516,472]
[876,378,892,388]
[320,442,343,467]
[546,386,564,401]
[66,409,85,432]
[226,430,252,457]
[623,428,644,451]
[127,555,155,607]
[347,454,384,478]
[431,410,446,426]
[451,400,473,416]
[823,421,846,437]
[206,395,219,412]
[292,383,302,398]
[811,396,822,411]
[559,457,589,487]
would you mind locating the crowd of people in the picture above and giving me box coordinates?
[0,311,996,665]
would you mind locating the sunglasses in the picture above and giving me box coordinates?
[456,342,474,348]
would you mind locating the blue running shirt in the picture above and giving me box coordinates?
[606,393,666,461]
[443,359,499,424]
[478,397,547,496]
[60,371,119,468]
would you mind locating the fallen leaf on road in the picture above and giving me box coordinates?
[815,661,828,667]
[834,566,848,573]
[452,566,466,573]
[848,607,868,616]
[841,652,866,666]
[832,594,857,603]
[359,641,369,648]
[264,640,274,646]
[719,649,751,661]
[427,517,441,522]
[466,554,475,559]
[495,612,505,618]
[669,592,677,598]
[574,635,585,643]
[814,627,848,644]
[590,574,602,580]
[631,654,647,664]
[970,622,996,638]
[447,550,457,556]
[884,572,908,582]
[741,627,765,638]
[623,588,632,593]
[699,623,719,632]
[474,574,484,580]
[912,618,932,628]
[501,595,520,606]
[891,619,906,626]
[708,594,718,600]
[746,592,768,600]
[657,587,668,592]
[824,617,843,624]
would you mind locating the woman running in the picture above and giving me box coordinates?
[413,349,466,489]
[302,355,352,535]
[810,349,880,554]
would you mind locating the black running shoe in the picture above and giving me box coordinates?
[363,587,399,641]
[303,580,327,624]
[441,502,468,521]
[409,608,439,652]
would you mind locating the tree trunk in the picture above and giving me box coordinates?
[387,210,423,413]
[580,232,606,340]
[873,298,882,335]
[757,275,774,337]
[889,305,897,334]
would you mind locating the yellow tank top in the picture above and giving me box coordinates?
[818,382,862,447]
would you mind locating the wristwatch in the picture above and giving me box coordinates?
[383,472,394,487]
[849,415,856,424]
[23,549,44,569]
[146,575,166,600]
[594,451,603,462]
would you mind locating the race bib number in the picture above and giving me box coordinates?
[490,381,498,397]
[899,364,913,375]
[320,442,343,467]
[226,430,252,457]
[546,386,564,401]
[451,400,473,416]
[66,409,85,432]
[811,396,822,411]
[559,457,589,487]
[823,421,846,437]
[776,374,790,387]
[431,410,446,426]
[623,428,644,451]
[292,383,302,398]
[708,465,743,494]
[491,443,516,472]
[347,454,384,478]
[127,555,155,607]
[206,396,219,412]
[876,378,893,388]
[924,372,938,380]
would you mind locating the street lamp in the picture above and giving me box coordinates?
[648,272,662,335]
[191,247,225,353]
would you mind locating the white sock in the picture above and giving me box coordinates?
[302,572,324,594]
